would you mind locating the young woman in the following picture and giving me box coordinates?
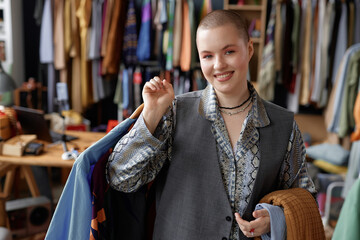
[107,10,316,239]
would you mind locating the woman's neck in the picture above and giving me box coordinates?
[216,88,250,109]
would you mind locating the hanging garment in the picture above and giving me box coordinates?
[88,0,103,60]
[39,0,56,113]
[122,0,138,67]
[53,0,66,70]
[188,0,197,70]
[33,0,44,26]
[308,0,319,105]
[326,44,360,134]
[351,91,360,141]
[258,0,276,101]
[47,64,56,113]
[311,0,326,104]
[39,0,54,64]
[338,50,360,137]
[76,0,93,109]
[281,0,295,93]
[153,0,167,68]
[102,0,127,74]
[127,67,134,113]
[89,149,149,240]
[113,65,124,121]
[286,0,301,113]
[299,0,313,105]
[137,0,152,61]
[122,68,130,110]
[333,178,360,240]
[113,65,123,105]
[348,1,355,48]
[100,0,113,58]
[133,67,143,108]
[172,0,182,67]
[341,140,360,198]
[199,0,212,22]
[64,0,71,59]
[69,0,83,113]
[165,0,175,70]
[327,0,342,90]
[274,1,284,73]
[45,105,144,240]
[315,0,334,108]
[180,0,191,72]
[89,0,105,102]
[331,3,348,86]
[354,0,360,44]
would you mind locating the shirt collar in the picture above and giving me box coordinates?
[198,81,270,128]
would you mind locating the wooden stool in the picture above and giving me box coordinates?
[0,163,40,228]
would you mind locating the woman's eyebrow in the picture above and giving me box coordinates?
[222,44,236,50]
[200,44,236,54]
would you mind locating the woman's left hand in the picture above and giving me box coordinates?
[234,209,270,238]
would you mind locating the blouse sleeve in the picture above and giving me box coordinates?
[279,120,317,195]
[106,107,174,193]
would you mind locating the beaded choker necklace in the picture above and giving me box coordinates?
[218,94,252,110]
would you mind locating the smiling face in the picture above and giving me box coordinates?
[197,23,253,99]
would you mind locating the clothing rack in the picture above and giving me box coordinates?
[257,0,360,113]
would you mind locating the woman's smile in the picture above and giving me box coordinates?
[214,71,234,82]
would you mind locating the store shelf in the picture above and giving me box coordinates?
[251,37,261,44]
[227,5,263,11]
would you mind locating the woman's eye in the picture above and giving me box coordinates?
[225,50,234,55]
[203,55,212,59]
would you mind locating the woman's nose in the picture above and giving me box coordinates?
[214,56,226,70]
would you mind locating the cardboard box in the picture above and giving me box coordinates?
[0,114,12,140]
[2,135,37,157]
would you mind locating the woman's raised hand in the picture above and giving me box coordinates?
[142,76,175,134]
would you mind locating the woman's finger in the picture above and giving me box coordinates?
[234,213,250,228]
[235,213,255,235]
[144,81,157,91]
[253,209,269,218]
[149,78,161,90]
[243,228,256,238]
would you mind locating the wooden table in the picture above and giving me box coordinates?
[0,130,106,227]
[0,131,106,168]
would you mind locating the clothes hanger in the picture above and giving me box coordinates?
[130,103,144,119]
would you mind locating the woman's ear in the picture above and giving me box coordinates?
[248,40,254,61]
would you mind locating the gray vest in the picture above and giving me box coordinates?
[153,91,293,240]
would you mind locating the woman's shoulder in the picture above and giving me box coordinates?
[173,90,205,116]
[259,99,294,127]
[261,99,294,117]
[175,90,204,101]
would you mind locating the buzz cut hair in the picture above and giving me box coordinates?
[197,9,250,42]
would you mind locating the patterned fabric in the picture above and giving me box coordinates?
[107,82,316,240]
[123,0,138,66]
